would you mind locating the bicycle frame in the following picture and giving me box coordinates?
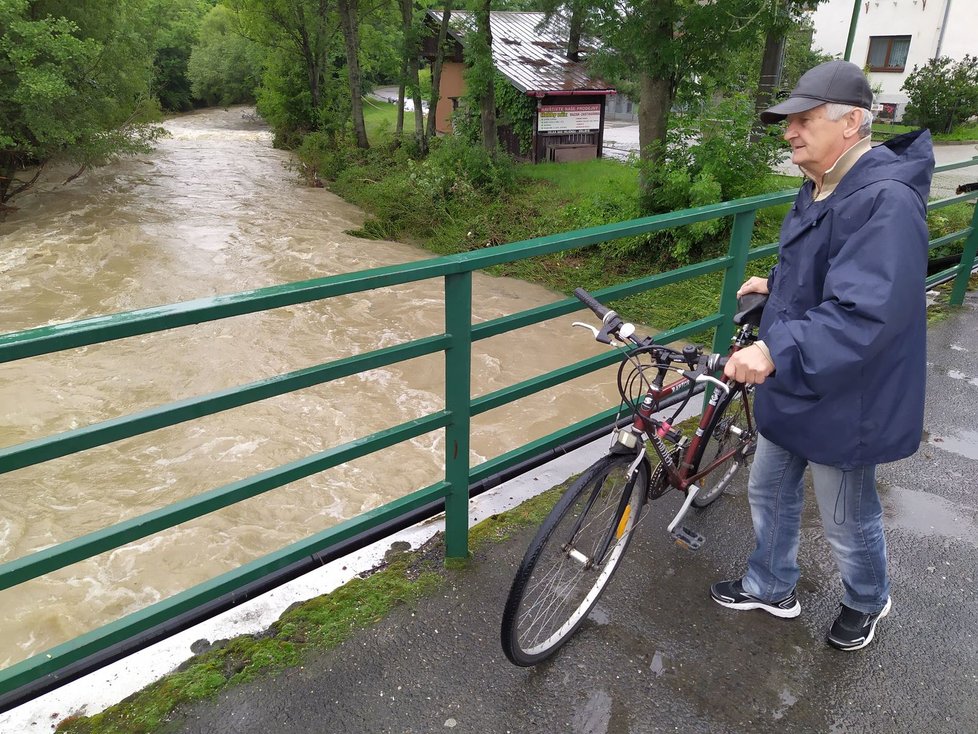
[625,332,757,498]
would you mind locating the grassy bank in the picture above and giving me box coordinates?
[324,109,974,340]
[318,108,800,337]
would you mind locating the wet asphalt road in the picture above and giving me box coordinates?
[164,291,978,734]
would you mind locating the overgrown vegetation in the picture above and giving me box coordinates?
[902,55,978,134]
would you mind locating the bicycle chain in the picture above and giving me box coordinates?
[647,446,682,500]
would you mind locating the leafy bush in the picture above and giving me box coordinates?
[902,55,978,134]
[628,94,784,264]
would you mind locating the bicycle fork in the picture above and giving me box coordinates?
[564,452,646,569]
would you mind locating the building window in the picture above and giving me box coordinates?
[867,35,911,72]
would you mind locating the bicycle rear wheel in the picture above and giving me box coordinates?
[500,453,649,666]
[691,385,754,508]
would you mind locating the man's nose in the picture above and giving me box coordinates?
[783,123,797,141]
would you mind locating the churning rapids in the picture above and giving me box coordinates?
[0,107,626,668]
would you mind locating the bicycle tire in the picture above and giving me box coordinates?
[500,453,649,667]
[690,386,754,508]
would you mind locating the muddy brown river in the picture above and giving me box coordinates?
[0,107,626,668]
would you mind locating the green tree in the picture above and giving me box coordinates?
[187,4,263,107]
[468,0,497,153]
[229,0,340,134]
[902,55,978,134]
[338,0,369,148]
[0,0,163,206]
[585,0,823,209]
[146,0,213,112]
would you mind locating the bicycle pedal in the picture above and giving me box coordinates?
[670,525,705,551]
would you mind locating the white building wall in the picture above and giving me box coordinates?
[810,0,967,117]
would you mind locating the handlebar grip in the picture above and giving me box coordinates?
[705,353,728,373]
[573,288,611,320]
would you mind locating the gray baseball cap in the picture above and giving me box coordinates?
[760,60,873,124]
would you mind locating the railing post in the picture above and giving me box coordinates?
[444,271,472,559]
[711,210,757,357]
[948,203,978,306]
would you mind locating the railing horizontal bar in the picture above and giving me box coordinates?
[469,408,622,486]
[928,229,972,251]
[587,257,730,302]
[0,261,469,364]
[0,480,450,696]
[746,243,779,261]
[933,156,978,173]
[0,336,450,476]
[470,377,706,486]
[472,311,724,417]
[472,353,621,417]
[928,191,978,210]
[0,192,805,364]
[926,264,968,288]
[472,258,729,342]
[0,412,450,591]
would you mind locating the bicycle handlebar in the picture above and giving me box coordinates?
[573,287,732,377]
[573,287,612,322]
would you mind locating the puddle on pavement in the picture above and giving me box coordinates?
[946,368,978,387]
[927,428,978,461]
[772,687,799,720]
[884,486,978,548]
[587,605,611,626]
[571,690,613,734]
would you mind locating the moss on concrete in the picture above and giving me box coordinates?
[53,473,583,734]
[55,555,444,734]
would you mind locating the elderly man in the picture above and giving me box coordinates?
[710,60,934,650]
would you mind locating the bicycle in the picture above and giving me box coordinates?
[500,287,767,667]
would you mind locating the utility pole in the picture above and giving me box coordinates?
[844,0,860,61]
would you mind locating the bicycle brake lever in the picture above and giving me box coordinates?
[572,321,601,339]
[682,371,731,394]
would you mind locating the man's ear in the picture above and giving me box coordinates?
[842,109,863,139]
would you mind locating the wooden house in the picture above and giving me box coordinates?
[422,11,616,163]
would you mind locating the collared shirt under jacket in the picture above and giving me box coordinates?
[756,129,935,470]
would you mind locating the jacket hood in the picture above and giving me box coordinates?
[834,128,934,205]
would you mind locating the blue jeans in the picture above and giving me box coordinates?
[740,434,890,614]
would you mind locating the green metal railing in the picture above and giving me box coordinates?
[0,157,976,701]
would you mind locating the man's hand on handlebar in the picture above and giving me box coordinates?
[723,343,774,385]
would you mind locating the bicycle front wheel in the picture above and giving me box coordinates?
[691,385,754,508]
[500,453,649,666]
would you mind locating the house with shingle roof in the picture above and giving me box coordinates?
[422,11,616,163]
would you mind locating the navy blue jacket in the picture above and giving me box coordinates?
[755,130,934,469]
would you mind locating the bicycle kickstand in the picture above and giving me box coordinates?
[667,485,705,551]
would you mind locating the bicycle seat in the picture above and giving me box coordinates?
[733,292,768,326]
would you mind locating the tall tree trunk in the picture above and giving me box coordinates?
[396,72,406,135]
[566,0,583,61]
[400,0,425,151]
[474,0,497,153]
[338,0,369,148]
[752,26,786,140]
[426,2,453,140]
[636,4,677,210]
[637,71,673,209]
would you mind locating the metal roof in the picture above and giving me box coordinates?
[434,11,614,96]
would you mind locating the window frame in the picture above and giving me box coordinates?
[866,35,912,73]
